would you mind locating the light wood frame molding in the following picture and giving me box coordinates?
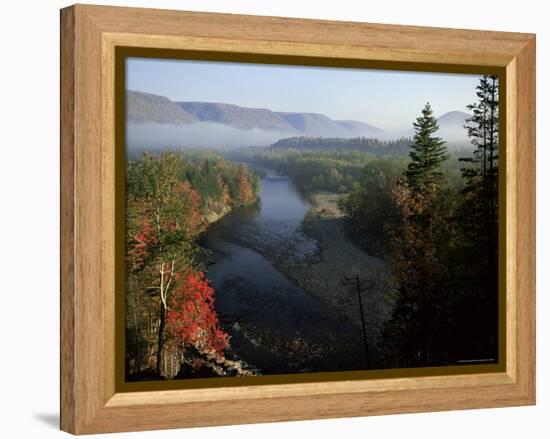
[60,4,536,434]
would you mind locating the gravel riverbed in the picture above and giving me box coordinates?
[278,192,395,367]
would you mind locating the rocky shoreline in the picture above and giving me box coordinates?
[209,191,396,367]
[277,192,395,367]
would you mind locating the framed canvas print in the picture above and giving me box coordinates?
[60,4,536,434]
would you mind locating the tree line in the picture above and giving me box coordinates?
[232,142,467,196]
[271,136,413,156]
[342,75,500,366]
[125,152,259,379]
[230,148,382,193]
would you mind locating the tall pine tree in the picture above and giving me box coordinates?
[405,102,449,188]
[379,103,453,367]
[461,75,499,228]
[452,75,500,361]
[458,74,499,281]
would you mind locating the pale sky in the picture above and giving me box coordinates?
[126,57,481,132]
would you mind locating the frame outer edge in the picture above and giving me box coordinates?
[60,5,76,434]
[76,4,107,433]
[515,36,536,403]
[59,4,537,434]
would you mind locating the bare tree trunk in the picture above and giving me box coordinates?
[130,294,141,372]
[155,258,175,377]
[156,304,166,377]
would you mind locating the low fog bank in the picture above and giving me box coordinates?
[436,126,473,145]
[127,121,297,152]
[126,121,473,156]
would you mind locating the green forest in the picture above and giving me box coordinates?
[230,141,468,195]
[230,148,381,193]
[125,152,259,379]
[270,136,413,155]
[375,76,499,367]
[125,74,500,378]
[234,75,500,367]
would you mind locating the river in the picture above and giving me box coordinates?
[201,165,367,375]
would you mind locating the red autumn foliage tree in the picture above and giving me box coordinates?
[166,271,229,360]
[127,216,157,272]
[125,152,259,378]
[381,181,453,367]
[237,174,254,205]
[174,180,204,238]
[219,177,231,206]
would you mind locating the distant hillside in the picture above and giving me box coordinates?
[127,90,384,138]
[126,89,471,152]
[436,111,472,145]
[275,112,383,138]
[178,102,384,138]
[270,136,412,156]
[127,90,197,124]
[437,110,470,125]
[178,102,299,133]
[336,120,384,137]
[396,110,472,149]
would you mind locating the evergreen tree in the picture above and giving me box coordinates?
[379,104,454,367]
[460,75,499,227]
[458,74,499,282]
[451,75,500,361]
[405,102,449,188]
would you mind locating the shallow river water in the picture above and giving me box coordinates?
[201,165,367,375]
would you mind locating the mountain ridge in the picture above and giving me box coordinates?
[126,90,472,148]
[178,101,299,133]
[437,110,470,124]
[127,90,385,138]
[126,90,197,124]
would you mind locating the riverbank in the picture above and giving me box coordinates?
[202,176,369,374]
[279,192,394,366]
[204,202,232,224]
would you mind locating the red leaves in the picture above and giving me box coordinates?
[125,154,256,372]
[177,180,204,238]
[128,218,157,271]
[237,174,254,205]
[166,271,229,359]
[181,181,201,206]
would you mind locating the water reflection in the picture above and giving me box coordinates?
[202,167,365,375]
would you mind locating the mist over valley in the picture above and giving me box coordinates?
[126,90,473,154]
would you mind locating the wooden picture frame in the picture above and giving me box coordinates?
[60,4,536,434]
